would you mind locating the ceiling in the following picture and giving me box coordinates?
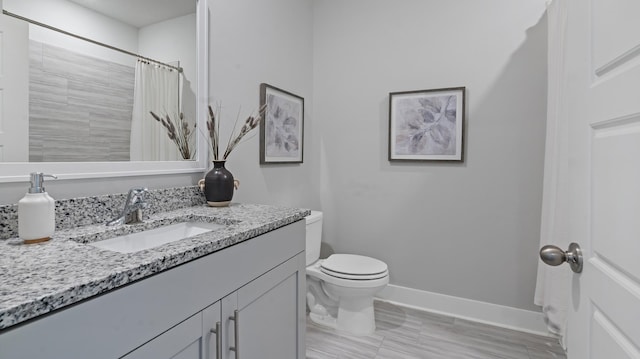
[68,0,195,28]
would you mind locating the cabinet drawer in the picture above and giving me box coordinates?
[122,313,203,359]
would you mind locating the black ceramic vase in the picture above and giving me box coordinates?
[199,161,239,207]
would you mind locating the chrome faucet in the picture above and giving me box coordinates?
[106,187,149,226]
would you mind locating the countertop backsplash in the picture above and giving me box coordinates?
[0,186,206,240]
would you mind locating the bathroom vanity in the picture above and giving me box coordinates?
[0,192,308,359]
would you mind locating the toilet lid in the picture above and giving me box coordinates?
[321,254,388,280]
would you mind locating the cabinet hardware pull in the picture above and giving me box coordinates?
[229,310,239,358]
[209,321,222,359]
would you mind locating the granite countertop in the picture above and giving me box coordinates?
[0,203,310,331]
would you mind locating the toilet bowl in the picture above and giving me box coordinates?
[305,211,389,336]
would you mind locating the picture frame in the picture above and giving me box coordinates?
[259,83,304,164]
[388,87,465,161]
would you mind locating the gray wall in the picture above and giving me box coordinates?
[208,0,319,210]
[313,0,547,311]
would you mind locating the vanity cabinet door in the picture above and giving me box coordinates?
[121,312,205,359]
[222,253,305,359]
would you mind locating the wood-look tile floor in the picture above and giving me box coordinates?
[306,301,566,359]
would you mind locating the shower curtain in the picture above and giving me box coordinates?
[130,60,182,161]
[534,0,570,342]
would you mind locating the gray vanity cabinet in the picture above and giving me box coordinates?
[0,220,306,359]
[123,252,305,359]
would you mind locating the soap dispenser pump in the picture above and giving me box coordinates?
[18,173,57,244]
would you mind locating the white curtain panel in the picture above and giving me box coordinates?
[130,60,182,161]
[534,0,570,341]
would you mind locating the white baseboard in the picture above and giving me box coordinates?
[376,284,552,337]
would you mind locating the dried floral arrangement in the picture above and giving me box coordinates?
[206,104,266,160]
[149,111,196,159]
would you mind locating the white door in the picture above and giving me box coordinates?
[0,4,29,161]
[561,0,640,357]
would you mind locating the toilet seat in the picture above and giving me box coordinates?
[307,260,389,289]
[320,254,388,280]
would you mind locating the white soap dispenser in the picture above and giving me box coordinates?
[18,173,57,244]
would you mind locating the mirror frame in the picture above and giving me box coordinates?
[0,0,209,183]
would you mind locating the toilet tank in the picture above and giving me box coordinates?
[305,211,323,266]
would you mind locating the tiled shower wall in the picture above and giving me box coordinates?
[29,40,135,162]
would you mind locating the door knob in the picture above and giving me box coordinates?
[539,242,583,273]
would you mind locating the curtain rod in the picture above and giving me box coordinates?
[2,10,183,73]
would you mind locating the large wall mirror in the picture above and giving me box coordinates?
[0,0,208,182]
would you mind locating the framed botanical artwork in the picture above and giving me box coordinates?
[259,83,304,164]
[389,87,465,161]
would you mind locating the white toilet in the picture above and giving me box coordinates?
[305,211,389,336]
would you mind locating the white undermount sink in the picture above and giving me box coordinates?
[89,221,225,253]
